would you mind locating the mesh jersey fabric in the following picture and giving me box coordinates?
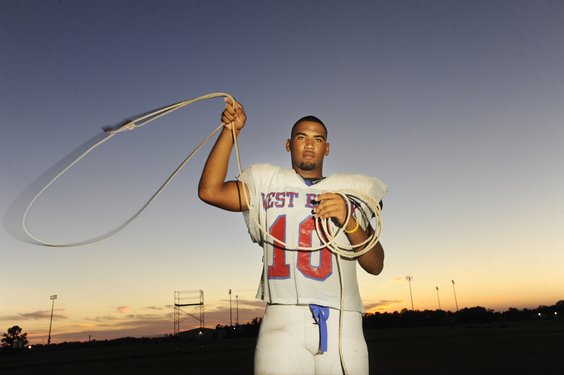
[238,164,387,312]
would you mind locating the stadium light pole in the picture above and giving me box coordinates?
[406,276,414,310]
[229,289,232,326]
[451,280,459,311]
[236,295,239,325]
[47,295,57,345]
[435,286,442,310]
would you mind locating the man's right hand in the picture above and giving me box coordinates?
[221,97,246,132]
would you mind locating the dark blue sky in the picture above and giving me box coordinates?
[1,0,563,343]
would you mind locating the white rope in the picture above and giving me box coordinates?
[24,91,382,251]
[23,92,234,247]
[23,92,382,375]
[241,184,383,257]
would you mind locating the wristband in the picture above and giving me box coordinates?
[344,219,359,234]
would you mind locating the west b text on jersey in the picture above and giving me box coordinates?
[261,192,318,210]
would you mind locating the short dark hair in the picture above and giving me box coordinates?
[291,115,328,138]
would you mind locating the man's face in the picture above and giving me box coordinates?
[286,121,330,177]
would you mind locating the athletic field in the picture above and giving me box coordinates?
[1,320,562,374]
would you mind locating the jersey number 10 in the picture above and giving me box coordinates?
[267,215,333,281]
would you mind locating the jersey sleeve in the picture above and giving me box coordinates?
[368,176,387,204]
[348,175,387,231]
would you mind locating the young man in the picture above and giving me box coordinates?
[198,98,387,375]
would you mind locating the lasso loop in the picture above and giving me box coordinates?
[23,93,234,247]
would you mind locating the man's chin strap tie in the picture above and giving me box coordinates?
[310,304,330,353]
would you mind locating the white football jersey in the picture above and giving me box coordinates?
[239,164,387,313]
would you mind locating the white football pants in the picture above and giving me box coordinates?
[254,304,369,375]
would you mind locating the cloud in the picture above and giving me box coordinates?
[32,315,175,343]
[364,300,403,312]
[85,315,122,322]
[124,313,174,321]
[393,276,409,283]
[202,301,266,326]
[144,305,174,310]
[0,309,68,321]
[218,298,265,309]
[144,306,165,311]
[85,312,174,323]
[239,300,266,309]
[24,301,267,344]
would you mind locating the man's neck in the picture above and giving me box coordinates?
[301,176,325,186]
[294,168,323,179]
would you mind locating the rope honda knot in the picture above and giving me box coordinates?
[107,121,136,135]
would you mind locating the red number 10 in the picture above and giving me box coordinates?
[267,215,333,281]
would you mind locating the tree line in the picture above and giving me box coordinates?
[363,300,563,329]
[215,300,562,336]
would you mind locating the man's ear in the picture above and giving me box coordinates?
[325,142,330,156]
[285,139,291,152]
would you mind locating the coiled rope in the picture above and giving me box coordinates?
[23,92,383,375]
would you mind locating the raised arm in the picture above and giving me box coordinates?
[198,98,249,212]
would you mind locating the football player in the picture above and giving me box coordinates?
[198,98,386,375]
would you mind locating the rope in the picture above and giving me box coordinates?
[24,92,382,251]
[23,93,234,247]
[23,92,383,375]
[335,255,349,375]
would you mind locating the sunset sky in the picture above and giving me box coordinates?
[1,0,563,344]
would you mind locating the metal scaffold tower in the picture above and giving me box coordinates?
[174,290,204,335]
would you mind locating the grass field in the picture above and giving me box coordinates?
[366,320,563,374]
[1,320,562,374]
